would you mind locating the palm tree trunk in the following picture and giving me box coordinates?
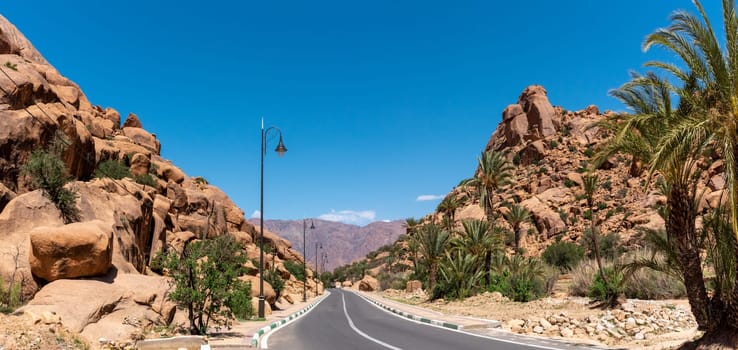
[429,262,437,293]
[590,204,608,290]
[669,185,711,330]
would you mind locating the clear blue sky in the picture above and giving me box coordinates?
[3,1,716,225]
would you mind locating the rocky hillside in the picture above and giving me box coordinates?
[250,219,405,271]
[0,14,318,348]
[350,84,726,279]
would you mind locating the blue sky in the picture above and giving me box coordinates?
[3,1,716,225]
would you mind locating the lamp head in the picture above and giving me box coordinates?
[275,134,287,157]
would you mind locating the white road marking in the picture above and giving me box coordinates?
[352,291,582,350]
[341,291,403,350]
[259,292,331,349]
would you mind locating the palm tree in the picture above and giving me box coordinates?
[438,251,484,299]
[404,217,421,236]
[457,219,503,286]
[581,172,615,305]
[437,195,460,230]
[412,223,450,294]
[604,73,712,325]
[639,1,738,336]
[503,203,531,253]
[460,150,514,223]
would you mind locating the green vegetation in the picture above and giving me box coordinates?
[460,149,513,223]
[155,234,253,335]
[22,131,80,224]
[4,61,17,71]
[542,241,585,271]
[94,159,130,179]
[133,173,156,187]
[284,260,305,282]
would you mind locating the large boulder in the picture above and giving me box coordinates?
[29,220,114,281]
[0,14,48,64]
[358,275,380,292]
[240,274,277,305]
[520,196,565,239]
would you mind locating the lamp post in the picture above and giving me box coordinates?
[315,242,322,295]
[303,219,314,302]
[259,118,287,318]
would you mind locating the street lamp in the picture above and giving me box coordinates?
[303,219,314,302]
[315,242,322,295]
[258,119,287,318]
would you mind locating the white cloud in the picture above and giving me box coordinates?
[319,209,376,226]
[416,194,444,202]
[250,210,261,219]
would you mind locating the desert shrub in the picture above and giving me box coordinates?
[568,145,577,152]
[542,241,585,271]
[588,266,623,302]
[0,278,22,314]
[549,140,559,148]
[134,173,157,187]
[284,260,305,281]
[157,234,251,334]
[94,159,130,180]
[570,257,683,300]
[226,280,254,320]
[22,133,80,224]
[377,272,407,291]
[512,153,521,166]
[583,209,593,220]
[487,255,553,302]
[596,202,608,210]
[367,251,379,260]
[264,268,285,300]
[602,180,612,190]
[193,176,208,185]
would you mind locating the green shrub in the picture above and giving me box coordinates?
[602,180,612,190]
[564,179,576,188]
[284,260,305,281]
[4,61,17,71]
[512,153,521,166]
[487,255,554,302]
[94,159,130,180]
[377,272,407,291]
[226,281,254,320]
[584,230,623,260]
[596,202,608,210]
[588,267,623,302]
[264,268,285,300]
[134,173,157,187]
[583,209,593,220]
[22,136,80,224]
[568,145,577,152]
[549,140,559,149]
[542,241,585,271]
[193,176,208,185]
[583,147,594,157]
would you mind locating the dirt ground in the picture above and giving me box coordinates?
[0,312,90,350]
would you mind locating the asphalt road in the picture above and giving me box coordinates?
[265,289,594,350]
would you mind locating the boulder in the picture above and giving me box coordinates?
[122,113,142,128]
[406,280,422,293]
[129,153,150,177]
[566,172,583,187]
[358,275,380,292]
[520,140,546,165]
[709,173,725,191]
[103,107,121,128]
[123,127,160,154]
[520,196,565,239]
[154,159,185,184]
[342,280,353,288]
[29,220,114,281]
[240,274,277,305]
[0,15,48,64]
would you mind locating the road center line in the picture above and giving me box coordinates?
[341,291,403,350]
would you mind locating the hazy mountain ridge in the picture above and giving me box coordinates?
[250,219,405,271]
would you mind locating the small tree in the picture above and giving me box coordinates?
[22,131,80,223]
[158,234,252,335]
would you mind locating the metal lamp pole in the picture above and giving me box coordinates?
[303,219,314,302]
[259,119,287,318]
[315,242,322,295]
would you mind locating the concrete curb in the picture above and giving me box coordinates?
[250,292,330,348]
[355,292,466,331]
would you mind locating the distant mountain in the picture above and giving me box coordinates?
[249,219,405,271]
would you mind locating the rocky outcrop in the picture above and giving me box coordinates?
[487,85,559,150]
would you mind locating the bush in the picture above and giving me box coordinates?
[264,268,285,300]
[134,173,157,187]
[226,281,254,320]
[542,241,585,271]
[22,138,80,224]
[570,257,683,300]
[564,179,576,188]
[487,255,554,302]
[583,229,623,260]
[284,260,305,282]
[377,272,407,291]
[94,159,130,180]
[588,266,623,302]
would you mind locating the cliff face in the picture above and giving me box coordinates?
[353,84,726,278]
[0,15,316,346]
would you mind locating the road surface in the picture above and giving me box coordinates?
[265,289,595,350]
